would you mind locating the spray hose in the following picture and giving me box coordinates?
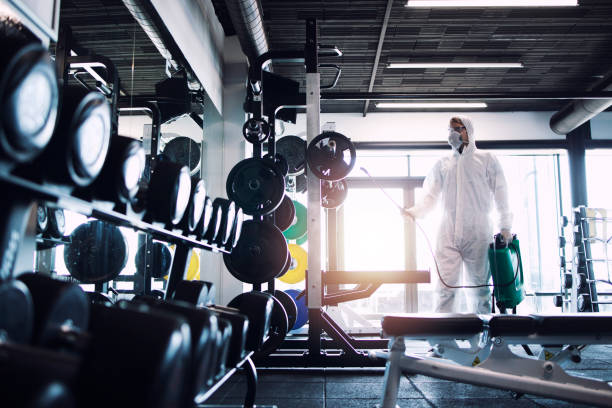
[360,167,520,290]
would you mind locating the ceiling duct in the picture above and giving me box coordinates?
[121,0,179,73]
[224,0,269,64]
[550,76,612,135]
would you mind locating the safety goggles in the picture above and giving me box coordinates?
[450,126,467,132]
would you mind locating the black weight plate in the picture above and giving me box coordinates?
[273,195,295,232]
[162,136,201,174]
[264,153,289,178]
[135,242,173,279]
[276,247,291,279]
[306,131,356,181]
[64,220,128,284]
[253,294,288,358]
[226,158,285,216]
[242,118,270,144]
[223,220,289,284]
[276,135,306,175]
[0,279,33,344]
[267,289,297,333]
[296,173,307,193]
[321,179,348,209]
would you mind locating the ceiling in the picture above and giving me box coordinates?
[216,0,612,113]
[56,0,612,114]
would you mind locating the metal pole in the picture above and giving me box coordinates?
[305,18,322,358]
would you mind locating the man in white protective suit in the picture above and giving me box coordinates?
[403,115,513,314]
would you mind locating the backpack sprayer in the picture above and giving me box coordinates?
[360,167,525,312]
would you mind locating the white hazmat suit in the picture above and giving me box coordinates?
[408,116,512,314]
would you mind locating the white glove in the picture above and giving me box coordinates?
[501,228,513,242]
[401,207,416,219]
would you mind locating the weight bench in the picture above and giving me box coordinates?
[373,313,612,408]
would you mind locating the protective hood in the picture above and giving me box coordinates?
[451,115,476,155]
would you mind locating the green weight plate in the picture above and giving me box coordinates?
[283,200,306,240]
[223,220,289,284]
[296,232,307,246]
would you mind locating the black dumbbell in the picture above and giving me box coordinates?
[0,279,34,344]
[135,241,173,279]
[194,196,214,242]
[17,273,89,350]
[78,302,191,408]
[172,279,215,307]
[201,198,224,245]
[207,305,249,367]
[213,317,233,380]
[36,85,112,187]
[212,198,237,249]
[146,160,192,226]
[177,177,207,235]
[227,292,274,353]
[129,297,219,403]
[87,135,146,204]
[0,21,59,164]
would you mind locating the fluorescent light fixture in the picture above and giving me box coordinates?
[406,0,577,6]
[388,62,523,69]
[376,102,488,109]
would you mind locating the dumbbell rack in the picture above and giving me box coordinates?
[568,206,612,312]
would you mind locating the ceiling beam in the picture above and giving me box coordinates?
[362,0,393,117]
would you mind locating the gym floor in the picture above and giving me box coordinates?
[206,341,612,407]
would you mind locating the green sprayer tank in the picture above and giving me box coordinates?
[488,234,525,311]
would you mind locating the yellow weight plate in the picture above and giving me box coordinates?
[278,244,307,284]
[165,248,200,281]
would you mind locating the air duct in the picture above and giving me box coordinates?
[121,0,179,72]
[225,0,269,63]
[550,78,612,135]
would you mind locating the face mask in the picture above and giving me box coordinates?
[448,129,463,150]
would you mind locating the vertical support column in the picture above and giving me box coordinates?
[403,187,418,312]
[305,18,322,357]
[566,122,598,311]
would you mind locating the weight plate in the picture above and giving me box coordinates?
[242,118,270,144]
[267,289,297,333]
[264,152,289,177]
[296,173,307,193]
[273,195,296,232]
[135,242,173,279]
[148,161,192,225]
[223,220,288,284]
[306,131,356,181]
[296,232,307,246]
[276,247,291,278]
[226,158,285,216]
[162,136,201,175]
[276,135,306,175]
[321,179,348,209]
[283,200,307,240]
[253,293,289,358]
[279,244,307,284]
[285,289,308,331]
[65,220,128,283]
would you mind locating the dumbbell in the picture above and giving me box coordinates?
[227,292,274,353]
[0,198,36,281]
[0,278,34,344]
[0,342,79,408]
[35,85,112,187]
[17,273,89,350]
[172,279,215,307]
[146,160,192,226]
[206,305,249,368]
[135,241,173,279]
[212,198,236,249]
[176,177,207,235]
[194,196,214,242]
[129,297,219,403]
[0,20,59,164]
[87,135,146,205]
[213,317,233,380]
[201,197,224,246]
[77,302,192,408]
